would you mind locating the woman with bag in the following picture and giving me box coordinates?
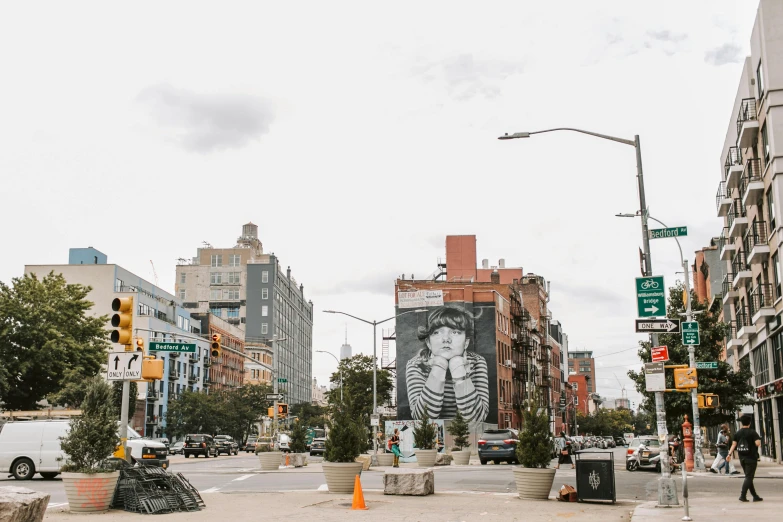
[389,428,402,468]
[554,432,574,470]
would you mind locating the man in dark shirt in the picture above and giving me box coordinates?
[727,414,763,502]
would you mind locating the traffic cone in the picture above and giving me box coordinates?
[285,454,290,467]
[351,475,368,510]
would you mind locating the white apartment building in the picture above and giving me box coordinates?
[716,0,783,464]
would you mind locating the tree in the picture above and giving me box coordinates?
[112,381,138,421]
[324,396,364,462]
[60,377,118,472]
[289,420,308,453]
[0,272,110,410]
[290,403,327,428]
[165,390,221,438]
[628,282,754,431]
[517,399,552,468]
[446,410,470,450]
[47,369,97,408]
[327,354,394,421]
[576,409,634,437]
[413,411,437,450]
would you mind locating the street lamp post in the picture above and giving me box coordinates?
[500,127,678,506]
[324,308,425,465]
[316,350,343,401]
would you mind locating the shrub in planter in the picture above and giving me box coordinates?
[322,398,364,493]
[513,401,556,500]
[447,411,471,465]
[289,421,308,454]
[59,377,122,513]
[255,437,281,470]
[413,411,439,467]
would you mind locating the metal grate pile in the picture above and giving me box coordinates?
[112,466,206,514]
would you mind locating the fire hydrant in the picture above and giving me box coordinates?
[682,415,694,472]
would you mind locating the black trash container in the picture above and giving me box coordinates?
[575,450,615,503]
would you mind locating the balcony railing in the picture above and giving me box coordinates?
[724,146,743,179]
[736,98,758,136]
[726,199,747,229]
[736,307,751,328]
[188,374,198,384]
[740,158,763,197]
[203,358,212,368]
[168,370,180,380]
[750,284,774,316]
[731,251,749,275]
[744,221,768,251]
[716,181,731,215]
[722,272,734,297]
[725,321,738,344]
[147,390,158,401]
[188,353,199,363]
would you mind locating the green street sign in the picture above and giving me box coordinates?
[682,321,700,345]
[149,341,196,353]
[695,361,718,369]
[636,276,666,318]
[649,227,688,239]
[277,378,288,383]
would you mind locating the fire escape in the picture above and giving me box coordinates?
[511,292,531,412]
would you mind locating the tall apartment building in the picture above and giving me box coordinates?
[176,223,314,405]
[26,247,209,438]
[568,350,596,399]
[715,0,783,464]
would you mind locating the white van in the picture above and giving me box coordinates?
[0,421,169,480]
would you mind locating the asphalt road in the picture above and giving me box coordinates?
[2,447,777,508]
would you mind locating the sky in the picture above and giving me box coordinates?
[0,1,761,409]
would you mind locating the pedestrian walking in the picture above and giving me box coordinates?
[554,432,574,470]
[727,414,763,502]
[389,428,402,467]
[710,424,740,475]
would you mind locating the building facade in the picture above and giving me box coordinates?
[715,0,783,464]
[26,248,209,438]
[568,350,596,398]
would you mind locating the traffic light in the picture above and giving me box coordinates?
[698,393,720,408]
[210,333,222,358]
[135,338,145,352]
[111,297,134,350]
[268,407,274,418]
[278,403,288,417]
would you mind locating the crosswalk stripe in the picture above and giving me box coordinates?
[200,487,221,493]
[232,474,254,481]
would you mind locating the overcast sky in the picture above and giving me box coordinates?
[0,1,760,408]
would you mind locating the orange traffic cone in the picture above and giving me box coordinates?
[285,454,290,467]
[351,474,368,510]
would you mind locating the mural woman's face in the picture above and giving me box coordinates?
[426,326,469,360]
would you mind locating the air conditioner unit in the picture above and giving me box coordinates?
[512,363,517,369]
[505,360,512,367]
[511,333,518,340]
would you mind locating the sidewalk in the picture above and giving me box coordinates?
[43,490,636,522]
[632,495,781,521]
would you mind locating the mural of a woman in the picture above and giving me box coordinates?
[405,304,489,423]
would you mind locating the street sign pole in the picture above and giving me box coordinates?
[682,258,705,472]
[120,379,130,462]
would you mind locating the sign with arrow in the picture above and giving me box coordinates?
[682,321,700,345]
[635,318,680,333]
[266,393,284,401]
[107,352,142,381]
[636,276,666,318]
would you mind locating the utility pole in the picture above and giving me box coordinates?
[682,258,705,471]
[120,380,130,462]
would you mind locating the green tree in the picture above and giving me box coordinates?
[324,396,364,462]
[517,400,552,468]
[290,402,327,428]
[413,411,437,450]
[628,283,754,431]
[576,409,634,437]
[446,410,470,450]
[47,368,98,408]
[0,272,110,410]
[289,420,308,453]
[217,384,271,441]
[327,354,394,422]
[112,381,138,421]
[60,377,119,472]
[165,390,221,438]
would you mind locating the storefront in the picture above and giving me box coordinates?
[754,378,783,462]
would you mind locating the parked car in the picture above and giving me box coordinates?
[244,436,258,453]
[477,429,518,465]
[169,441,185,455]
[309,437,326,456]
[0,420,169,480]
[151,437,170,450]
[183,434,218,458]
[215,435,239,455]
[615,437,627,447]
[603,436,615,448]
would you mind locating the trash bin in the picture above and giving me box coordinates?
[575,450,615,503]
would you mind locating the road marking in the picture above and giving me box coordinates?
[317,484,328,491]
[47,503,68,509]
[233,474,255,481]
[200,487,221,493]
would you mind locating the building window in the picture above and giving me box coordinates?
[262,288,269,299]
[210,289,222,300]
[767,189,776,230]
[177,316,184,329]
[772,332,782,380]
[210,273,223,285]
[262,271,269,283]
[229,254,241,267]
[228,272,241,284]
[261,323,268,334]
[209,307,223,317]
[178,289,186,300]
[753,344,770,385]
[226,289,240,300]
[262,305,269,317]
[211,255,222,267]
[757,60,765,99]
[115,278,125,292]
[572,382,578,391]
[762,123,770,164]
[773,252,781,299]
[227,307,239,318]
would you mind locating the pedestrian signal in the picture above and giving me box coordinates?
[278,403,288,417]
[698,393,719,408]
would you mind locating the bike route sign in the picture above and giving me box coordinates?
[636,276,666,318]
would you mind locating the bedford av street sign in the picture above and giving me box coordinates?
[636,276,666,317]
[149,341,197,353]
[649,227,688,239]
[635,318,680,333]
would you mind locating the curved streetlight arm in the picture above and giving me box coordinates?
[499,128,636,147]
[646,215,684,267]
[316,350,343,401]
[323,310,373,325]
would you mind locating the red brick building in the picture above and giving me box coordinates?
[568,374,589,418]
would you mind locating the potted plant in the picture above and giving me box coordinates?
[59,377,122,513]
[375,427,394,466]
[447,411,471,465]
[413,411,438,467]
[288,421,308,467]
[255,436,281,471]
[513,400,556,500]
[322,398,364,493]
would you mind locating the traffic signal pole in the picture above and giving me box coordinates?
[682,257,705,471]
[120,379,130,462]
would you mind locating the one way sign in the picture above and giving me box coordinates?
[107,352,143,381]
[635,318,681,334]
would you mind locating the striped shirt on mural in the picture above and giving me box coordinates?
[406,351,489,423]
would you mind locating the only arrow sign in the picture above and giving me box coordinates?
[128,353,139,369]
[114,356,120,370]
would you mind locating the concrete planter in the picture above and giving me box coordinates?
[512,467,556,500]
[322,461,364,493]
[285,453,307,468]
[62,471,120,513]
[376,453,394,466]
[355,455,371,471]
[416,449,438,468]
[451,450,471,465]
[258,451,283,471]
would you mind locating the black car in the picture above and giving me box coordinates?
[244,437,258,453]
[478,429,519,465]
[215,435,239,455]
[183,434,219,458]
